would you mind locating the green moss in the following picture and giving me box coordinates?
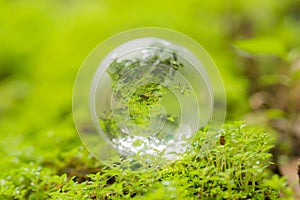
[0,122,293,199]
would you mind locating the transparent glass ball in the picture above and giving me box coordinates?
[73,28,226,165]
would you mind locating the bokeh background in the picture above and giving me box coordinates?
[1,0,300,193]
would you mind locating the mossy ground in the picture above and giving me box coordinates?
[0,122,294,199]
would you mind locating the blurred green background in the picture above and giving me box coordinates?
[1,0,300,184]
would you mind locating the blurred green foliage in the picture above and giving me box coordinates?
[1,0,300,199]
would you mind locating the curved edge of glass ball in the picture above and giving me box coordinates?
[72,27,226,166]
